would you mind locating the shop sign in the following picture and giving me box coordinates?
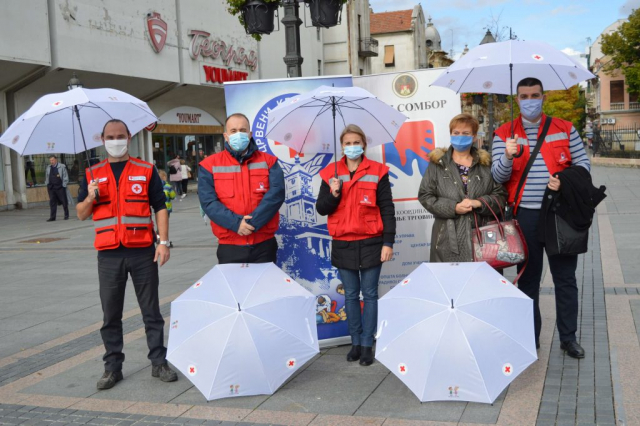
[203,65,248,84]
[188,30,258,71]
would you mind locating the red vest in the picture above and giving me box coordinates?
[319,156,388,241]
[87,158,155,251]
[495,114,573,213]
[200,149,279,245]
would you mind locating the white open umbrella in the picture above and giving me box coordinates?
[167,263,319,401]
[375,262,537,404]
[266,85,407,176]
[431,40,595,158]
[0,87,157,156]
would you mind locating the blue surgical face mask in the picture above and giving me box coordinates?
[450,135,474,152]
[228,132,250,152]
[519,99,543,121]
[343,145,364,160]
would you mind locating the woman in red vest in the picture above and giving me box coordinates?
[316,124,396,366]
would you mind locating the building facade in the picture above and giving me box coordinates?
[589,19,640,137]
[369,6,427,75]
[0,0,375,210]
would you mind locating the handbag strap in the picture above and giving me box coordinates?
[478,197,505,239]
[513,117,553,213]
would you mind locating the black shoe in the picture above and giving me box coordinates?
[151,362,178,382]
[64,216,69,220]
[346,345,361,362]
[96,370,123,390]
[560,341,585,359]
[359,346,374,366]
[46,218,55,222]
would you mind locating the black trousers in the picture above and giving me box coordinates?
[181,179,188,194]
[97,252,166,371]
[48,187,68,219]
[217,237,278,264]
[516,208,579,343]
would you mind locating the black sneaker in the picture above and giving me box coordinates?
[151,362,178,382]
[96,370,123,390]
[46,218,55,222]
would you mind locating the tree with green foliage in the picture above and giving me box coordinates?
[600,8,640,95]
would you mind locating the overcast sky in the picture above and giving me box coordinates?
[368,0,639,66]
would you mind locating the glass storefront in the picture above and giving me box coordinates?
[152,133,224,180]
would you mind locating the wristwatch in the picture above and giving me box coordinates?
[158,241,170,246]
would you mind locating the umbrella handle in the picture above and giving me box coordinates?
[512,145,525,159]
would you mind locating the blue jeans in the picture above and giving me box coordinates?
[338,265,382,347]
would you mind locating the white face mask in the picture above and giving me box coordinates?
[104,139,128,158]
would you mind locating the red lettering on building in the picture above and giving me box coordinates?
[188,30,258,71]
[203,65,248,84]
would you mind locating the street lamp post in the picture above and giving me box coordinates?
[281,0,303,77]
[479,30,496,150]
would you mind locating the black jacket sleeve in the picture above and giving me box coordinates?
[316,180,341,216]
[376,174,396,246]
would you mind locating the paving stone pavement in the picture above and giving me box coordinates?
[1,165,639,426]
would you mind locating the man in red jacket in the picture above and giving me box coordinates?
[77,119,177,389]
[199,113,285,264]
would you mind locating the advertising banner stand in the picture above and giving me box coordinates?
[224,70,460,347]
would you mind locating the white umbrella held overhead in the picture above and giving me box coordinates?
[266,85,408,177]
[431,40,595,157]
[0,87,158,198]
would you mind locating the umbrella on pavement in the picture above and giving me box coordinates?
[431,40,595,157]
[265,85,408,176]
[0,87,158,198]
[375,262,537,404]
[167,263,319,401]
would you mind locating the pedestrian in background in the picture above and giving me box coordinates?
[45,155,69,221]
[316,124,396,367]
[199,113,285,264]
[491,77,590,358]
[167,154,183,197]
[180,159,191,199]
[76,119,177,390]
[418,113,506,263]
[158,169,176,248]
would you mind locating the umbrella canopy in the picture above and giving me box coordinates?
[375,262,537,404]
[431,40,595,95]
[265,85,408,155]
[0,87,157,155]
[167,263,319,401]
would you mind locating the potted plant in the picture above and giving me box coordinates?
[472,93,484,105]
[305,0,348,28]
[226,0,280,41]
[496,94,508,103]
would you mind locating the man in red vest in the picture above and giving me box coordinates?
[77,119,177,389]
[492,78,590,359]
[199,113,285,264]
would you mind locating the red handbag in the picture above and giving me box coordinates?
[472,197,528,283]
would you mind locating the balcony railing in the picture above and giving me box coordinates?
[610,102,625,110]
[358,37,378,57]
[630,102,640,110]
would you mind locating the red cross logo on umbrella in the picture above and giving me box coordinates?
[193,281,202,289]
[532,54,544,61]
[52,101,63,107]
[502,363,513,376]
[398,363,408,375]
[500,279,508,285]
[188,365,197,376]
[401,278,411,286]
[286,358,296,369]
[285,278,291,283]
